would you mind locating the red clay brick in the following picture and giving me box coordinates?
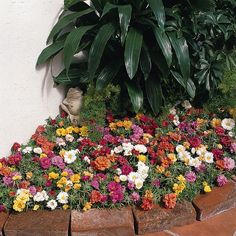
[133,201,196,235]
[4,210,70,236]
[71,207,134,236]
[0,212,9,236]
[193,181,236,221]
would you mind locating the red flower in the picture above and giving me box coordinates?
[163,193,177,209]
[220,136,231,147]
[11,142,21,152]
[35,125,45,134]
[162,120,169,127]
[189,137,201,148]
[141,198,153,211]
[215,127,225,136]
[90,190,102,204]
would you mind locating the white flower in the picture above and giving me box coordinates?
[173,115,180,126]
[177,151,191,162]
[221,118,235,131]
[116,168,122,175]
[56,138,66,147]
[42,190,49,201]
[114,145,123,154]
[33,191,48,202]
[128,172,139,182]
[137,162,149,180]
[33,147,42,154]
[196,146,207,156]
[47,200,58,210]
[22,146,32,154]
[176,145,186,153]
[122,143,134,156]
[191,148,196,154]
[83,156,90,164]
[65,134,74,142]
[135,178,144,190]
[204,152,214,164]
[228,131,235,138]
[169,107,177,115]
[134,144,147,154]
[57,191,69,204]
[189,157,202,168]
[119,175,128,181]
[64,150,78,164]
[182,100,192,109]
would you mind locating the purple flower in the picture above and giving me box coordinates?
[40,157,51,169]
[130,192,140,203]
[110,191,124,203]
[107,182,122,192]
[185,171,197,183]
[195,163,206,173]
[224,157,235,170]
[121,164,133,175]
[127,181,135,190]
[130,125,143,142]
[63,168,74,177]
[230,143,236,153]
[29,186,37,196]
[51,156,65,169]
[217,175,228,187]
[152,179,161,187]
[91,180,99,190]
[3,176,13,186]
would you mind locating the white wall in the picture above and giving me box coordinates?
[0,0,65,157]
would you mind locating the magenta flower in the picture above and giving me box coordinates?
[91,180,99,190]
[217,175,228,187]
[127,181,135,190]
[130,192,140,203]
[189,136,201,148]
[40,157,51,169]
[3,176,13,186]
[121,164,133,175]
[185,171,197,182]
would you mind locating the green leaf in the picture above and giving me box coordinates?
[64,0,81,9]
[96,62,121,90]
[124,28,143,79]
[140,43,152,80]
[153,27,172,67]
[118,5,132,45]
[36,41,64,66]
[186,78,196,98]
[125,81,143,113]
[101,2,117,17]
[64,25,94,72]
[147,0,165,29]
[47,8,94,43]
[54,68,89,85]
[145,75,163,114]
[88,23,116,80]
[168,32,190,80]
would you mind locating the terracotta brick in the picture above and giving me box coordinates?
[193,181,236,221]
[4,210,70,236]
[0,212,9,236]
[71,207,134,236]
[133,201,196,235]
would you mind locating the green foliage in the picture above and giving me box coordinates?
[37,0,236,114]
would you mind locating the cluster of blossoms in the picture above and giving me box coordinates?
[0,103,235,212]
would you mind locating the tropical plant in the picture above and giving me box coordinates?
[37,0,236,114]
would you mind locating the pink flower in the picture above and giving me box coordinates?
[51,156,65,169]
[130,192,140,203]
[189,137,201,148]
[40,157,51,169]
[29,186,37,196]
[230,143,236,153]
[217,175,228,187]
[223,157,235,170]
[185,171,197,182]
[121,164,133,175]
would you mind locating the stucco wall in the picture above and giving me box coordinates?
[0,0,65,157]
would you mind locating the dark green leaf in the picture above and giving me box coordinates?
[168,32,190,80]
[64,25,94,72]
[186,79,196,98]
[47,9,94,43]
[88,23,116,79]
[145,75,163,114]
[125,81,143,113]
[118,5,132,45]
[101,2,117,17]
[124,28,143,79]
[153,27,172,67]
[140,43,152,80]
[36,41,64,66]
[147,0,165,29]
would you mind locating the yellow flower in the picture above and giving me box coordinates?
[137,155,146,163]
[49,172,59,180]
[57,177,67,188]
[74,183,81,190]
[26,172,33,179]
[116,121,124,127]
[73,127,80,134]
[143,133,153,143]
[83,202,92,212]
[59,149,66,157]
[66,126,74,134]
[229,108,236,118]
[144,190,153,199]
[168,153,177,163]
[70,174,81,183]
[61,171,68,177]
[13,200,26,212]
[183,142,190,149]
[61,129,67,136]
[56,128,63,136]
[197,118,206,126]
[211,118,221,128]
[123,120,133,130]
[202,181,208,186]
[83,171,93,178]
[217,144,223,149]
[204,185,211,193]
[80,126,88,136]
[109,122,117,131]
[0,163,3,168]
[65,185,71,192]
[177,175,186,183]
[33,204,40,211]
[63,204,69,210]
[173,183,186,195]
[135,113,142,120]
[12,175,22,181]
[114,176,120,182]
[156,165,165,173]
[40,153,47,158]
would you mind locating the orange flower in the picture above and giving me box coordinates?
[107,154,116,162]
[90,190,102,204]
[216,160,225,170]
[19,181,30,189]
[169,132,181,142]
[141,197,153,211]
[0,166,11,176]
[93,156,111,171]
[163,193,177,209]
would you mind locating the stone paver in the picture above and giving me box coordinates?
[0,212,9,236]
[4,210,70,236]
[193,181,236,221]
[133,201,196,235]
[71,207,134,236]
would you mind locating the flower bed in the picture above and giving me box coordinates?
[0,101,235,213]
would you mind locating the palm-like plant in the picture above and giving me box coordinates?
[37,0,235,113]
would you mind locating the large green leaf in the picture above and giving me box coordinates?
[140,43,152,80]
[118,5,132,45]
[101,2,117,17]
[54,68,89,85]
[147,0,165,29]
[168,32,190,80]
[145,75,163,114]
[47,8,93,43]
[64,25,94,72]
[88,23,116,80]
[124,28,143,79]
[153,27,172,67]
[125,81,143,113]
[36,40,64,66]
[96,62,121,90]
